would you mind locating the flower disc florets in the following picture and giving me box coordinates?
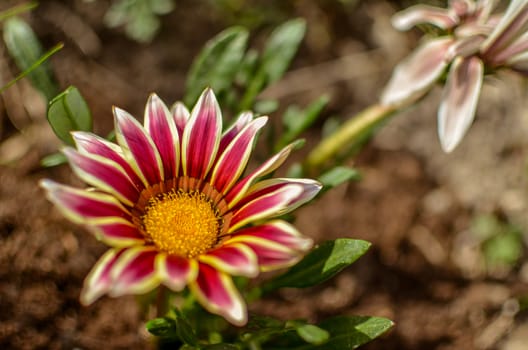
[41,88,321,325]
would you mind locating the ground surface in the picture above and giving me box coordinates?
[1,1,528,349]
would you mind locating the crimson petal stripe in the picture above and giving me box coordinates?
[182,88,222,179]
[114,107,164,187]
[40,180,131,224]
[199,243,258,277]
[145,94,180,179]
[109,247,160,297]
[156,254,198,291]
[91,220,144,247]
[229,184,304,232]
[218,111,254,156]
[210,117,267,194]
[80,248,126,305]
[171,101,190,139]
[225,143,293,208]
[189,263,247,326]
[63,147,139,207]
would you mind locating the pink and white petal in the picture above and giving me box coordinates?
[80,248,126,305]
[474,0,497,22]
[227,235,302,272]
[156,254,198,291]
[225,143,293,208]
[228,184,304,232]
[228,220,313,252]
[90,219,145,247]
[170,101,190,138]
[109,247,160,297]
[438,56,484,153]
[445,35,486,61]
[508,51,528,74]
[40,180,131,224]
[481,0,528,57]
[210,117,268,194]
[72,131,144,190]
[234,178,322,213]
[63,148,139,207]
[392,5,458,31]
[189,263,247,326]
[181,88,222,179]
[219,111,254,155]
[144,94,180,179]
[199,243,258,277]
[450,0,475,18]
[381,37,454,106]
[114,107,164,187]
[493,31,528,64]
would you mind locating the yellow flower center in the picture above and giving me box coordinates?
[142,189,221,258]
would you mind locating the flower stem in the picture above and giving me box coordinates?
[156,285,170,318]
[304,103,398,174]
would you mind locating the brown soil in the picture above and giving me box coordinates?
[1,1,527,349]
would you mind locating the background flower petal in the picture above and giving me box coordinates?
[170,101,190,138]
[438,56,484,152]
[381,37,454,106]
[392,5,458,31]
[189,263,247,326]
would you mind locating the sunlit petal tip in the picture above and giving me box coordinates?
[190,264,247,326]
[156,254,198,291]
[171,101,191,135]
[438,56,483,153]
[199,243,258,277]
[109,247,160,297]
[381,38,454,106]
[80,249,125,305]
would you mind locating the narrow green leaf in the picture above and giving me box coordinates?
[184,27,249,106]
[296,324,330,345]
[318,166,361,192]
[313,316,393,349]
[0,2,38,22]
[47,86,93,145]
[40,152,67,168]
[145,317,177,338]
[3,17,59,100]
[262,239,371,292]
[240,18,306,109]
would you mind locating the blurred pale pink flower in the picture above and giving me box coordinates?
[381,0,528,152]
[41,88,320,325]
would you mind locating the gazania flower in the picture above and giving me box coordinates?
[41,88,320,325]
[381,0,528,152]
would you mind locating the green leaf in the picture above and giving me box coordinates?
[145,317,177,338]
[318,166,361,192]
[277,96,329,150]
[3,16,59,100]
[240,18,306,109]
[311,316,393,349]
[262,239,371,292]
[202,344,240,350]
[47,86,93,145]
[174,311,198,346]
[184,27,249,106]
[296,324,330,345]
[0,2,38,22]
[40,152,67,168]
